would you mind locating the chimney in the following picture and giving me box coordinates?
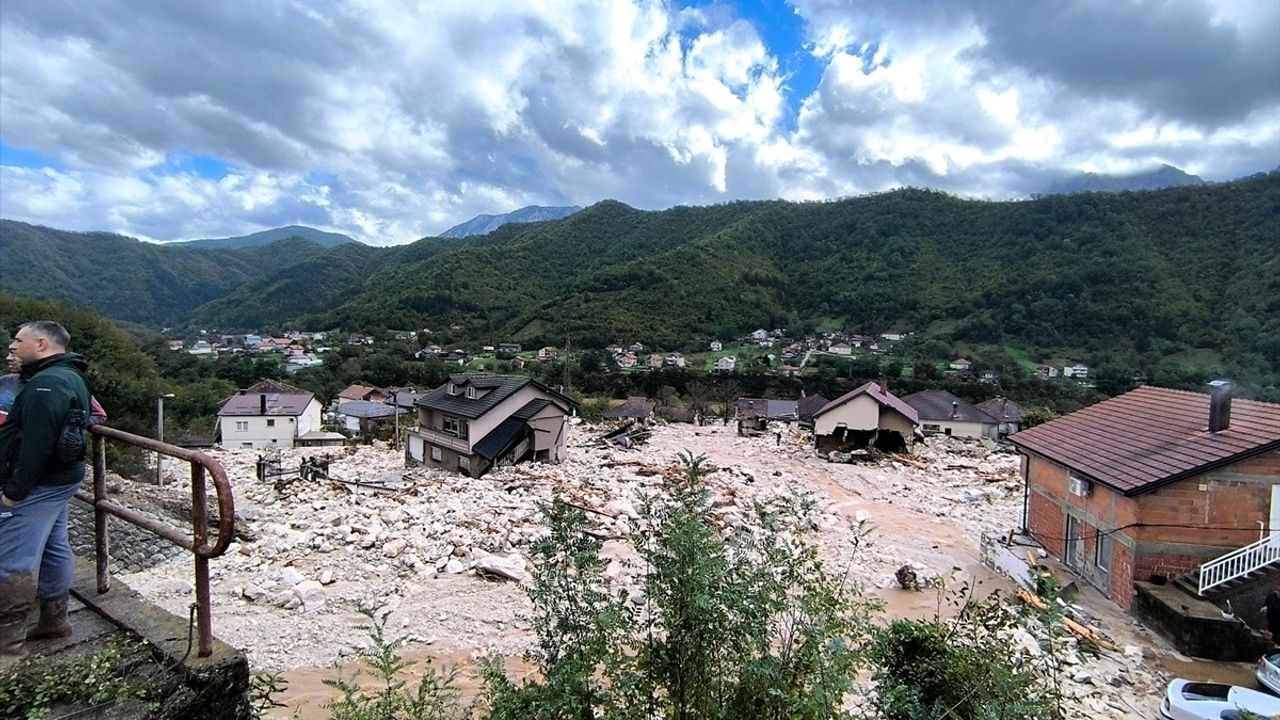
[260,393,268,415]
[1208,380,1232,432]
[878,379,888,394]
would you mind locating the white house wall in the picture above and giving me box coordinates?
[219,398,322,449]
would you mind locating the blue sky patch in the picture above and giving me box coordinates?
[160,151,234,179]
[0,142,63,170]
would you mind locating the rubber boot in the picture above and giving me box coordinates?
[0,573,36,667]
[26,593,72,641]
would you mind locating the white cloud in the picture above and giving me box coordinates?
[0,0,1275,245]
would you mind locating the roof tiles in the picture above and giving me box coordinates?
[1009,386,1280,496]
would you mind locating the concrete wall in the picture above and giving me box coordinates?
[918,419,991,439]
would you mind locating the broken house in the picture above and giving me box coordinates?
[902,389,999,440]
[1011,383,1280,627]
[737,394,831,435]
[217,380,323,449]
[406,373,575,477]
[976,397,1024,439]
[602,396,656,423]
[811,382,918,454]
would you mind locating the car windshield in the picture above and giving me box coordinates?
[1181,682,1230,701]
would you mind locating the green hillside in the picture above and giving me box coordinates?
[0,221,339,326]
[292,175,1278,366]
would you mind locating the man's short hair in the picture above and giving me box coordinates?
[20,321,71,350]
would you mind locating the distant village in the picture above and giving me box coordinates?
[169,327,1095,384]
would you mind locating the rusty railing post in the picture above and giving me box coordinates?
[191,460,213,657]
[92,433,110,594]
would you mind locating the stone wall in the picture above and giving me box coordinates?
[68,500,187,574]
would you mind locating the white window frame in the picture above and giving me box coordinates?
[466,386,476,399]
[235,421,248,432]
[442,416,460,436]
[458,456,470,470]
[430,446,442,462]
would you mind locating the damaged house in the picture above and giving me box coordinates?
[811,382,918,454]
[406,373,575,477]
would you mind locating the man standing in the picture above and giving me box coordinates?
[0,321,92,663]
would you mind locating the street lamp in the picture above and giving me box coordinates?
[157,393,175,485]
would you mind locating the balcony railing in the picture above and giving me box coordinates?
[78,425,235,657]
[410,426,471,454]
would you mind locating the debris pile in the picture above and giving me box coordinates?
[120,423,1169,714]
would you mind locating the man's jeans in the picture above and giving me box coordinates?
[0,481,81,599]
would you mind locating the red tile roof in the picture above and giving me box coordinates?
[1009,386,1280,496]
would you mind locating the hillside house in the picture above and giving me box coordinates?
[497,343,522,354]
[812,382,918,454]
[406,373,575,477]
[615,352,638,369]
[188,340,215,356]
[1063,363,1090,379]
[647,353,664,369]
[1036,365,1060,380]
[1010,383,1280,610]
[537,346,557,361]
[949,358,972,371]
[902,389,998,439]
[167,340,184,351]
[709,340,723,352]
[829,342,852,355]
[217,380,322,449]
[664,353,687,368]
[713,356,737,373]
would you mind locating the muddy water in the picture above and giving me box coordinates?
[269,652,536,719]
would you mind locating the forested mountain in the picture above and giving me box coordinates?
[297,174,1278,357]
[1039,164,1204,195]
[3,175,1278,394]
[440,205,582,238]
[0,221,339,326]
[168,224,358,250]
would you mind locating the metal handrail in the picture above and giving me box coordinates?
[75,424,235,657]
[1198,532,1280,596]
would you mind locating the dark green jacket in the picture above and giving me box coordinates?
[0,353,91,501]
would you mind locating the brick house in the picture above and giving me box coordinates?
[1010,383,1280,609]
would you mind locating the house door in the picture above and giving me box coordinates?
[1064,514,1084,570]
[1270,485,1280,546]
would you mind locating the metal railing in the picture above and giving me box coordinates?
[1198,533,1280,596]
[75,425,235,657]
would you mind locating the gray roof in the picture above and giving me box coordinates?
[902,390,998,424]
[797,394,829,421]
[603,396,656,420]
[335,400,400,419]
[219,388,315,417]
[416,373,573,420]
[473,417,528,461]
[976,397,1025,423]
[513,399,552,420]
[737,398,797,420]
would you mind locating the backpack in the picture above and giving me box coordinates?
[56,406,101,464]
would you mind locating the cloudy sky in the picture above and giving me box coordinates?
[1,0,1276,245]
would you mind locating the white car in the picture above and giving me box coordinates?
[1258,650,1280,695]
[1160,678,1280,719]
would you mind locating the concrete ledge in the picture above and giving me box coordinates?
[1132,581,1269,661]
[70,560,251,719]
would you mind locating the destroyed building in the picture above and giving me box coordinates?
[811,381,917,454]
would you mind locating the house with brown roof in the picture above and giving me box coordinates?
[338,383,387,404]
[406,373,575,477]
[811,382,918,454]
[1010,382,1280,614]
[217,379,323,449]
[902,389,998,440]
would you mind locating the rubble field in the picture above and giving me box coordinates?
[121,421,1219,717]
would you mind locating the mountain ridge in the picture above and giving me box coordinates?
[169,224,358,250]
[440,205,582,238]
